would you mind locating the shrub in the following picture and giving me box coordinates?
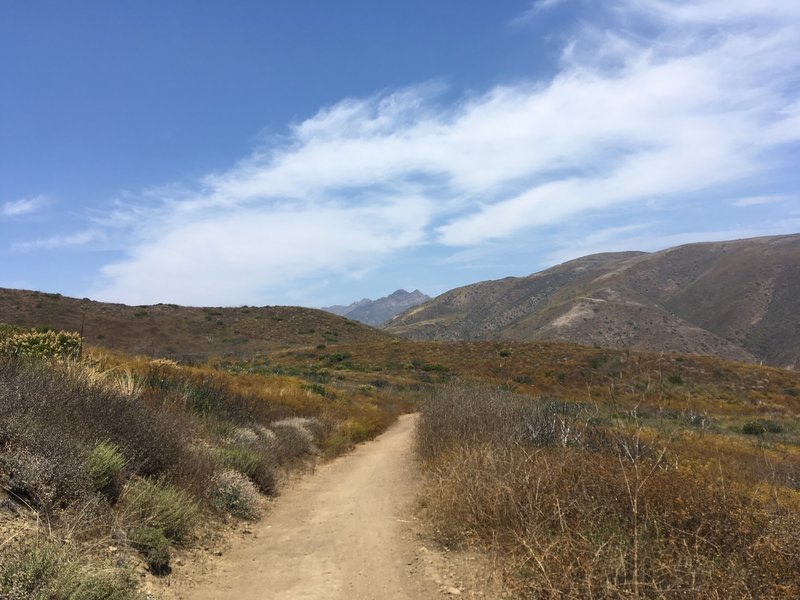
[209,470,261,520]
[119,478,200,542]
[742,421,766,435]
[130,526,171,575]
[0,446,90,511]
[210,443,276,496]
[417,383,800,598]
[86,442,127,497]
[0,539,141,599]
[667,373,684,385]
[0,329,82,360]
[270,417,321,460]
[0,356,194,484]
[300,382,328,397]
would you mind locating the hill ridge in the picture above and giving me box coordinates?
[0,288,390,360]
[386,234,800,368]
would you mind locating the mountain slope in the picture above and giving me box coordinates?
[322,289,430,326]
[386,234,800,367]
[0,288,391,361]
[321,298,371,317]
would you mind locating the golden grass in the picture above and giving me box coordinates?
[415,376,800,599]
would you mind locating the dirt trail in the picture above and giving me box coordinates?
[179,414,451,600]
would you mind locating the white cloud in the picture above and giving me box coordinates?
[629,0,800,24]
[2,195,47,217]
[733,195,792,207]
[91,0,800,305]
[94,198,432,306]
[14,230,100,252]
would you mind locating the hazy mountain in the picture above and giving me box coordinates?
[386,234,800,368]
[322,289,430,326]
[321,298,372,317]
[0,289,391,361]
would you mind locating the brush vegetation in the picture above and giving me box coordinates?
[0,326,407,595]
[2,321,799,598]
[417,378,800,599]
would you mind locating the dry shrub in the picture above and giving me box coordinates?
[209,470,261,520]
[269,417,322,461]
[0,356,193,484]
[0,444,91,512]
[417,382,589,461]
[419,384,800,599]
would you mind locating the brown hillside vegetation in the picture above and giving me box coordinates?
[260,337,800,597]
[0,328,408,597]
[387,234,800,368]
[2,306,799,597]
[0,288,390,360]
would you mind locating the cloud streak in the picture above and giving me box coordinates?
[2,195,47,218]
[13,230,100,252]
[90,0,800,305]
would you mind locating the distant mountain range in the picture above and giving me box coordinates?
[386,234,800,369]
[322,289,430,326]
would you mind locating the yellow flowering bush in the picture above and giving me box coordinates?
[0,329,82,360]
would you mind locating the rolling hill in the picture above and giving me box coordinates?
[0,288,391,361]
[386,234,800,368]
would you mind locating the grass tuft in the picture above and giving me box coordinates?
[120,477,200,543]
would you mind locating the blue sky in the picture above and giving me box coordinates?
[1,0,799,307]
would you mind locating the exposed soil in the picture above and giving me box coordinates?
[165,414,497,599]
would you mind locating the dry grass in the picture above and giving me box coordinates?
[417,382,800,599]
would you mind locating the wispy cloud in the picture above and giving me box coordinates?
[733,195,793,207]
[95,200,432,306]
[14,230,101,252]
[2,195,47,217]
[511,0,571,25]
[90,0,800,305]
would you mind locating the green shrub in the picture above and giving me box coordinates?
[742,421,766,435]
[86,442,127,496]
[761,419,785,433]
[300,382,328,396]
[209,470,261,520]
[0,539,141,599]
[120,478,200,542]
[211,446,275,495]
[130,527,171,575]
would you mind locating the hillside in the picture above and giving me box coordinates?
[386,234,800,368]
[322,289,430,325]
[0,288,391,361]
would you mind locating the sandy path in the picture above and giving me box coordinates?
[182,414,445,600]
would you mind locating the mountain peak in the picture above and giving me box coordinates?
[322,289,431,326]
